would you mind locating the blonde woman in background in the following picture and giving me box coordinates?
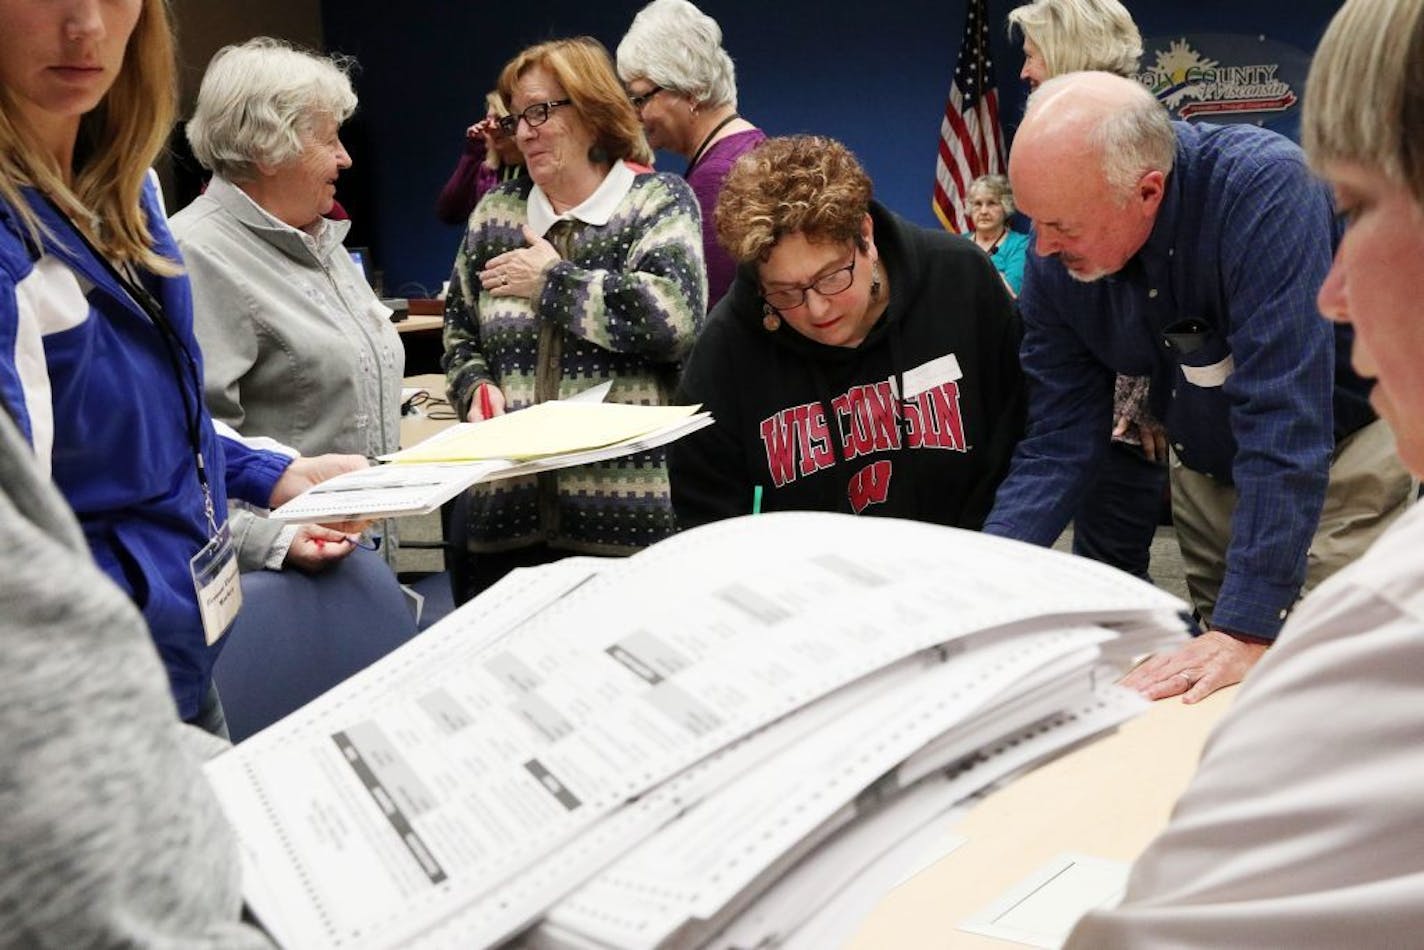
[1007,0,1141,90]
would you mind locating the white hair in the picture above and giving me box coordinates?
[1027,73,1176,199]
[968,173,1017,216]
[186,37,357,182]
[616,0,738,110]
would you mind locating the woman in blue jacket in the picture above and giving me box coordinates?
[0,0,362,735]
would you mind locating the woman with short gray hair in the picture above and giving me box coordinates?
[963,174,1032,296]
[172,37,403,574]
[617,0,766,305]
[186,37,358,183]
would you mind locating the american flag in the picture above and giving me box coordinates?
[933,0,1007,233]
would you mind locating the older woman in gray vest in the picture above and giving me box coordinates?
[172,38,403,573]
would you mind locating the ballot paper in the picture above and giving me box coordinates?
[718,691,1147,950]
[266,411,712,523]
[536,643,1151,949]
[535,632,1110,949]
[267,460,507,522]
[204,512,1188,949]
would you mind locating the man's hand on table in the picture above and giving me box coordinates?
[1120,630,1269,703]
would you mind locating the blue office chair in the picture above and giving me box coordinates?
[212,546,419,742]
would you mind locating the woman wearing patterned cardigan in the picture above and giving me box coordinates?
[442,37,707,601]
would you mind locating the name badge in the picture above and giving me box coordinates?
[190,520,243,646]
[901,353,964,398]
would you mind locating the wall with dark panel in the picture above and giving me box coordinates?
[162,1,325,208]
[313,0,1342,291]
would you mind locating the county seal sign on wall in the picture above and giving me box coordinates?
[1138,33,1311,140]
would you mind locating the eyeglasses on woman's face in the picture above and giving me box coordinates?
[628,85,665,114]
[761,256,857,311]
[496,99,572,136]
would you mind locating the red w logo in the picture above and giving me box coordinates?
[847,460,892,514]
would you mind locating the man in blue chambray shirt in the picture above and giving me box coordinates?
[985,72,1412,702]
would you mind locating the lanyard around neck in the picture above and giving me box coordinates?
[43,197,219,532]
[686,113,741,175]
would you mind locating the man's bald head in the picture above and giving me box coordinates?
[1009,71,1174,281]
[1018,71,1176,195]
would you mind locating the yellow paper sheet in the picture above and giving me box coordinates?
[387,401,702,463]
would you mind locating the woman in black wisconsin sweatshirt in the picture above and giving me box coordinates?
[671,135,1025,529]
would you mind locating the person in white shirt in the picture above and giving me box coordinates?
[1066,0,1424,944]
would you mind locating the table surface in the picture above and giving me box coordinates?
[394,313,444,335]
[845,687,1237,948]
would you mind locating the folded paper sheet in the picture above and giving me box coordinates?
[385,401,703,463]
[267,409,711,522]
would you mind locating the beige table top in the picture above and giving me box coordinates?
[845,687,1237,948]
[394,313,444,335]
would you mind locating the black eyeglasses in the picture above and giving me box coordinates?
[761,256,857,311]
[629,85,665,112]
[495,99,572,136]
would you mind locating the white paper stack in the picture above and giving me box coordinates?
[203,512,1189,949]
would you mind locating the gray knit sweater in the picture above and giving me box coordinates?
[0,406,270,947]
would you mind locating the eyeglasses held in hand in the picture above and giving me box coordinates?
[495,99,572,136]
[760,257,857,311]
[401,390,457,420]
[629,86,665,112]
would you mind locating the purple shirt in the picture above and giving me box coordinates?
[687,128,766,307]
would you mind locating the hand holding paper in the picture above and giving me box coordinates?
[267,397,711,523]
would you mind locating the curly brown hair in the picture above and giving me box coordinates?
[715,135,873,263]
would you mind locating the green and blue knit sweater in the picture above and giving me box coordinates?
[442,169,707,555]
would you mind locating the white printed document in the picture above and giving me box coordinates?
[204,512,1187,948]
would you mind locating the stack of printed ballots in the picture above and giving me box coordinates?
[269,383,711,522]
[204,512,1189,949]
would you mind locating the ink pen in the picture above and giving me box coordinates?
[479,383,493,419]
[752,485,763,515]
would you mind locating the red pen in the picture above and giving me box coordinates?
[479,383,494,419]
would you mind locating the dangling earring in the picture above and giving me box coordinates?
[762,304,781,332]
[870,262,883,300]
